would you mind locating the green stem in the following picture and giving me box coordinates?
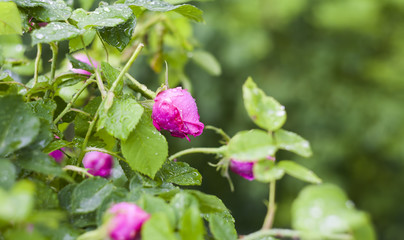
[240,229,353,240]
[168,147,225,161]
[85,147,126,161]
[45,42,58,98]
[81,36,106,98]
[78,107,101,164]
[125,73,156,99]
[0,81,29,90]
[110,43,144,94]
[205,125,231,143]
[53,78,96,124]
[33,43,42,86]
[262,181,276,230]
[97,31,109,63]
[63,165,94,178]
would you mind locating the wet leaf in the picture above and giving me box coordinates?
[97,95,144,141]
[23,0,72,22]
[243,77,286,131]
[278,160,322,184]
[226,129,276,161]
[98,15,136,51]
[0,95,40,157]
[253,159,285,183]
[274,129,312,158]
[156,160,202,186]
[142,213,177,240]
[31,22,84,45]
[209,213,237,240]
[0,159,16,190]
[121,111,168,178]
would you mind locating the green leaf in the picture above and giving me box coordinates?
[243,77,286,131]
[0,95,40,157]
[278,160,322,184]
[54,73,88,88]
[0,180,35,222]
[66,54,94,73]
[32,179,59,210]
[79,0,96,10]
[0,159,16,190]
[43,139,72,153]
[27,99,57,124]
[70,4,133,29]
[253,159,285,183]
[0,2,22,35]
[170,192,199,220]
[226,129,276,161]
[142,212,177,240]
[23,0,72,22]
[129,173,179,198]
[121,111,168,178]
[179,206,205,240]
[209,213,238,240]
[125,0,204,22]
[58,184,77,212]
[101,61,120,89]
[156,160,202,186]
[186,190,231,217]
[95,187,128,225]
[74,97,101,137]
[292,184,376,240]
[31,22,84,45]
[274,129,312,158]
[97,95,144,140]
[137,194,176,226]
[98,15,136,51]
[191,50,221,76]
[69,29,96,52]
[16,150,68,179]
[70,177,114,214]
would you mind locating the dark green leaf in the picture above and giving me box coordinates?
[0,159,16,190]
[101,61,120,89]
[278,160,322,184]
[33,179,59,210]
[179,206,204,240]
[209,213,238,240]
[31,22,84,45]
[292,184,376,240]
[43,139,72,154]
[24,0,72,22]
[27,99,57,124]
[0,2,22,35]
[243,77,286,131]
[226,129,276,161]
[97,95,144,141]
[141,213,177,240]
[70,177,114,214]
[69,29,96,52]
[121,111,168,178]
[125,0,204,22]
[58,184,77,212]
[156,160,202,186]
[274,129,312,158]
[0,95,40,156]
[74,96,101,137]
[253,159,285,183]
[186,190,231,217]
[70,4,133,29]
[66,54,94,73]
[98,15,136,51]
[96,187,128,225]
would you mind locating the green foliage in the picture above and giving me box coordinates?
[277,160,322,184]
[226,129,276,161]
[31,23,84,45]
[0,95,40,156]
[0,2,22,35]
[97,95,144,140]
[98,16,137,51]
[292,184,376,240]
[274,129,312,158]
[243,77,286,131]
[122,111,168,178]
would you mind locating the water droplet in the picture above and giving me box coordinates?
[104,7,110,12]
[35,33,44,39]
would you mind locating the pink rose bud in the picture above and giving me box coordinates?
[49,149,64,163]
[107,202,150,240]
[82,151,113,178]
[230,157,275,181]
[71,53,98,76]
[151,87,204,141]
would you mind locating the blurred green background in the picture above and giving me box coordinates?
[169,0,404,239]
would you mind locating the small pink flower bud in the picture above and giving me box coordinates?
[230,157,275,181]
[82,151,113,178]
[49,149,64,163]
[107,202,150,240]
[71,53,98,76]
[151,87,204,141]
